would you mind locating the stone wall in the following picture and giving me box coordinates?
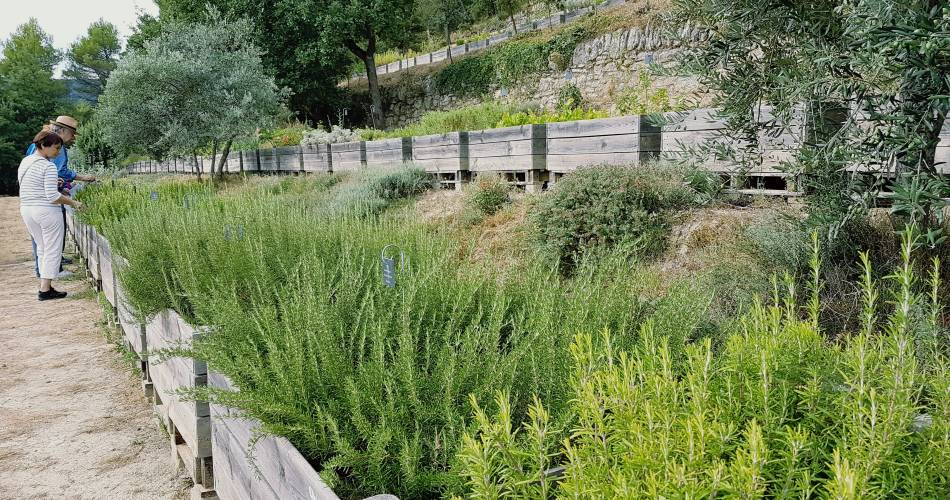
[367,25,708,129]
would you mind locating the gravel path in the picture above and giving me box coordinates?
[0,196,187,499]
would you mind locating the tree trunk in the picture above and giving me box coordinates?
[193,152,201,180]
[344,36,385,129]
[210,140,218,185]
[217,138,233,177]
[444,9,453,63]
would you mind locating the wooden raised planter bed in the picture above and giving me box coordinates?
[302,144,332,173]
[208,372,340,500]
[241,151,261,173]
[467,125,546,192]
[275,146,303,173]
[365,138,412,169]
[330,141,366,172]
[545,116,661,184]
[258,148,279,172]
[98,232,117,310]
[145,309,214,491]
[411,132,470,190]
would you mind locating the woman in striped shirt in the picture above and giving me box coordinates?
[17,130,84,301]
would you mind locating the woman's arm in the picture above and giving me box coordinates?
[44,163,81,209]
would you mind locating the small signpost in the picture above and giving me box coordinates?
[223,224,245,241]
[380,244,408,288]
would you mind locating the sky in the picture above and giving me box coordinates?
[0,0,160,75]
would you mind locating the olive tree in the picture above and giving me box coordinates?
[671,0,950,242]
[98,11,285,180]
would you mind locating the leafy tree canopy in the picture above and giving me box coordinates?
[671,0,950,242]
[64,20,121,100]
[0,19,66,194]
[98,10,286,176]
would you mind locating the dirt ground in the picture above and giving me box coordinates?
[0,196,187,499]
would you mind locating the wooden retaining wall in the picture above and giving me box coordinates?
[145,309,214,490]
[209,372,339,500]
[365,138,412,168]
[331,141,367,171]
[302,144,332,173]
[411,132,469,189]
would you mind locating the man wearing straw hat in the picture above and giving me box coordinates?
[25,116,96,278]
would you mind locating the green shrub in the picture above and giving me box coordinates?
[465,173,511,216]
[361,102,537,139]
[326,165,434,217]
[496,107,608,127]
[459,231,950,498]
[532,164,695,272]
[433,55,497,97]
[745,213,811,274]
[83,176,700,499]
[615,72,686,115]
[556,82,585,111]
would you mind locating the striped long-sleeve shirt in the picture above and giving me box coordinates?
[17,153,63,207]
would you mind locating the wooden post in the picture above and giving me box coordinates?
[359,141,368,168]
[639,115,662,163]
[255,149,262,172]
[400,137,413,163]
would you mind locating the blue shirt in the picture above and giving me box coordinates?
[25,143,75,182]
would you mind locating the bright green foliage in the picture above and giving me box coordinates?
[0,19,66,194]
[360,102,536,139]
[615,72,686,115]
[63,20,121,100]
[465,173,511,216]
[460,231,950,497]
[80,174,708,498]
[532,164,697,272]
[496,107,608,127]
[433,23,590,97]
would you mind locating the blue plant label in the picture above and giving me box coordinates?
[224,225,232,241]
[382,257,397,288]
[150,191,159,201]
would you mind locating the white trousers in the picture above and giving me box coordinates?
[21,205,64,280]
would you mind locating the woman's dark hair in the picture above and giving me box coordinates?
[32,129,64,149]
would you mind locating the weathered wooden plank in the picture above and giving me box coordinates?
[98,234,116,307]
[274,146,300,172]
[547,134,639,155]
[209,372,340,500]
[146,310,211,457]
[330,141,366,171]
[88,228,101,281]
[546,115,639,138]
[301,144,332,173]
[547,152,642,172]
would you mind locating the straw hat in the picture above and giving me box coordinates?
[50,115,79,133]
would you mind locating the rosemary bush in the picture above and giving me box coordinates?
[458,229,950,498]
[85,176,710,498]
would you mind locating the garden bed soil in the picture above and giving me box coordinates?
[0,196,188,499]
